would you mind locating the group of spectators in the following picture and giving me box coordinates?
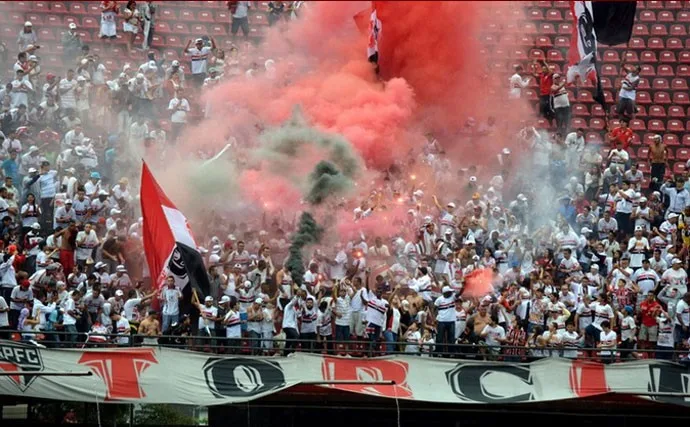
[0,2,689,366]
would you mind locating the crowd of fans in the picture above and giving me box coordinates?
[0,2,689,366]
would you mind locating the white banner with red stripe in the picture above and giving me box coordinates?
[1,340,689,406]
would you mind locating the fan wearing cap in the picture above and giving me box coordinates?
[662,258,688,296]
[111,177,133,209]
[17,21,38,52]
[184,37,216,87]
[431,195,457,237]
[434,285,459,354]
[75,75,91,120]
[549,72,570,135]
[656,212,679,245]
[193,290,219,340]
[165,60,185,88]
[660,178,690,218]
[61,22,83,61]
[53,199,77,230]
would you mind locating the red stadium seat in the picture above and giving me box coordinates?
[45,15,62,27]
[150,34,163,47]
[648,37,665,49]
[517,35,533,46]
[623,51,639,62]
[673,92,690,104]
[585,132,601,144]
[648,106,667,117]
[215,10,230,22]
[160,8,177,21]
[210,24,227,37]
[654,91,672,104]
[528,9,544,20]
[630,119,647,131]
[571,118,587,129]
[658,11,675,22]
[51,2,67,14]
[639,64,656,76]
[600,77,613,89]
[672,78,689,90]
[25,14,44,26]
[87,3,100,15]
[81,16,98,29]
[163,49,179,61]
[558,23,572,34]
[482,34,498,45]
[64,16,78,27]
[637,91,652,104]
[6,12,23,26]
[657,64,674,76]
[670,24,687,36]
[572,104,588,116]
[513,48,528,60]
[38,28,55,41]
[601,64,619,76]
[536,36,552,48]
[636,105,648,117]
[669,106,686,117]
[155,22,172,34]
[522,22,538,34]
[637,77,651,89]
[509,8,525,20]
[554,0,569,8]
[667,38,684,50]
[678,65,690,76]
[680,51,690,63]
[190,24,207,35]
[603,50,620,62]
[640,51,658,62]
[650,24,668,36]
[165,35,183,47]
[536,1,552,8]
[646,1,664,8]
[591,104,605,117]
[637,147,650,160]
[198,11,214,22]
[630,37,646,49]
[666,1,683,8]
[172,22,191,35]
[546,49,563,61]
[589,118,606,130]
[577,90,594,104]
[652,78,670,89]
[647,120,666,132]
[69,2,86,14]
[546,9,563,21]
[673,162,687,175]
[668,120,685,132]
[683,135,690,146]
[554,36,569,47]
[180,9,196,21]
[639,11,656,21]
[676,148,690,161]
[679,11,690,22]
[604,90,615,104]
[632,24,649,36]
[659,51,676,63]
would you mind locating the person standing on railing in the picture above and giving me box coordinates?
[246,297,264,355]
[281,293,302,355]
[361,281,388,356]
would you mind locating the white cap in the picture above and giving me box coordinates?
[24,21,32,27]
[136,73,144,79]
[446,202,456,209]
[209,254,221,264]
[65,199,73,205]
[119,72,127,79]
[115,289,124,296]
[255,297,264,304]
[469,176,477,182]
[68,22,77,29]
[57,281,66,288]
[517,193,527,201]
[148,60,156,68]
[581,227,592,234]
[220,295,231,304]
[116,265,127,272]
[442,286,452,293]
[212,244,221,253]
[110,208,122,215]
[590,264,599,270]
[204,295,214,302]
[492,206,501,213]
[672,258,682,265]
[502,148,511,155]
[639,197,647,203]
[28,145,38,153]
[171,60,180,67]
[94,261,106,269]
[28,55,37,61]
[195,38,203,43]
[635,225,644,232]
[227,234,237,241]
[28,167,37,173]
[98,190,109,196]
[31,223,40,230]
[66,167,76,173]
[669,213,680,219]
[77,76,86,82]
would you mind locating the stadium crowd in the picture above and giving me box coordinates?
[0,1,689,366]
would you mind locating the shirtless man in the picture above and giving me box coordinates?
[138,310,161,346]
[649,134,668,191]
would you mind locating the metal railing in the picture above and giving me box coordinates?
[2,330,688,363]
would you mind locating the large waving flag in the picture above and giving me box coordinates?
[353,2,382,65]
[140,162,211,307]
[567,1,636,107]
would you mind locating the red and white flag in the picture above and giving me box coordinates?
[367,6,382,63]
[140,162,210,299]
[566,1,597,86]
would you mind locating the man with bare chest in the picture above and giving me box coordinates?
[138,310,161,345]
[649,134,667,191]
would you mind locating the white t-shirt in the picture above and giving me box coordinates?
[481,324,506,348]
[591,301,614,330]
[198,304,218,330]
[168,97,190,123]
[116,317,131,345]
[405,330,421,353]
[599,330,617,355]
[434,294,456,322]
[675,299,690,327]
[0,296,8,327]
[662,268,688,295]
[657,317,674,347]
[187,46,212,74]
[619,72,639,100]
[364,291,388,328]
[62,298,78,326]
[620,315,637,341]
[161,288,182,316]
